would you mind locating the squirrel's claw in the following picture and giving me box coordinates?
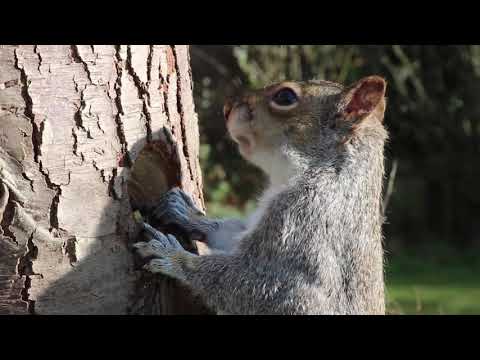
[141,222,165,241]
[142,257,188,282]
[133,225,185,260]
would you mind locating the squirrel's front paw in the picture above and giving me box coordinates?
[152,187,204,227]
[133,223,190,281]
[142,258,186,282]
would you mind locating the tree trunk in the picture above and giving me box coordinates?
[0,45,211,315]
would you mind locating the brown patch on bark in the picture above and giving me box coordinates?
[166,46,176,75]
[127,136,181,212]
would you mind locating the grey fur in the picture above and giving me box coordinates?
[135,76,388,315]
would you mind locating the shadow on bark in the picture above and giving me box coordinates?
[35,129,213,315]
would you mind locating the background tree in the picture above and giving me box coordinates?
[0,45,209,315]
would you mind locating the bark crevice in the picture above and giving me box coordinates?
[173,46,195,183]
[114,46,131,167]
[14,49,42,163]
[33,45,42,74]
[126,45,152,142]
[49,188,61,231]
[17,231,40,314]
[0,183,17,244]
[70,45,93,83]
[21,172,34,192]
[62,237,77,265]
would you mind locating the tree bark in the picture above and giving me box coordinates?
[0,45,210,315]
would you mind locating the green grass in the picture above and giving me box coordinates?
[385,248,480,315]
[206,203,480,315]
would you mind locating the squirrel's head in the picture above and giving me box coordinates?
[224,76,387,182]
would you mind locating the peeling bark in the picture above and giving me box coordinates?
[0,45,206,314]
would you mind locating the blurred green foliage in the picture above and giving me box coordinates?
[190,46,480,313]
[190,45,480,250]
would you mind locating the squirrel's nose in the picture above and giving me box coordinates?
[224,94,256,123]
[223,99,233,123]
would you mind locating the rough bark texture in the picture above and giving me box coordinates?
[0,45,208,315]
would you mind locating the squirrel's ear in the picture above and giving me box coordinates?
[341,76,386,121]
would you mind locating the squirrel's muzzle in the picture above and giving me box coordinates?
[223,98,234,122]
[223,94,256,124]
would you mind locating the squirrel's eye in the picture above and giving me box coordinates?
[271,88,298,107]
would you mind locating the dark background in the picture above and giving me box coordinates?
[190,45,480,314]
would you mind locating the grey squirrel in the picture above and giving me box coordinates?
[133,76,388,314]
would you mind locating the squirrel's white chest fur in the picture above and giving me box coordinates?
[243,145,298,233]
